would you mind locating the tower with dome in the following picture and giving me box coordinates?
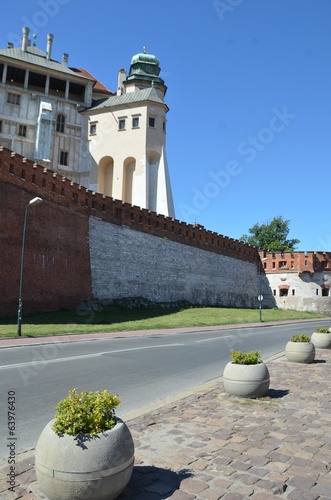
[84,48,175,218]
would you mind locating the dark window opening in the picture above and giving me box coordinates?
[322,288,329,297]
[28,71,46,92]
[18,125,27,137]
[279,289,288,297]
[49,77,66,97]
[56,114,65,133]
[69,82,85,102]
[149,116,155,128]
[6,65,25,87]
[118,119,125,130]
[7,92,20,105]
[60,151,68,166]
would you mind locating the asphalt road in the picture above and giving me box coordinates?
[0,319,329,459]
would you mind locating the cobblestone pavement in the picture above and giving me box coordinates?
[1,346,331,499]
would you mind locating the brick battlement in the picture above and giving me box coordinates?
[259,250,331,273]
[0,145,259,264]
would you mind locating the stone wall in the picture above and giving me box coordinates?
[89,218,274,308]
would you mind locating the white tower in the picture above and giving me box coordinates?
[85,50,175,218]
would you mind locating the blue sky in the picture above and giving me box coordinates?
[1,0,330,251]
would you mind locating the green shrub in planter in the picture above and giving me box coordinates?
[315,327,329,334]
[36,388,134,500]
[230,350,262,365]
[290,334,311,343]
[224,350,270,397]
[52,388,120,436]
[285,334,315,363]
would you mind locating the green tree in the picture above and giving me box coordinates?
[240,216,300,252]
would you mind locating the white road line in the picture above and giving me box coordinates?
[0,343,184,370]
[195,336,233,343]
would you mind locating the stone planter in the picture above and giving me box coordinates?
[311,331,331,349]
[223,361,270,398]
[35,418,134,500]
[285,341,315,363]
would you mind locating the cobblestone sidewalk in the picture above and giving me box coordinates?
[1,350,331,499]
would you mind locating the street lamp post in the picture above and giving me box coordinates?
[17,197,43,336]
[258,257,268,322]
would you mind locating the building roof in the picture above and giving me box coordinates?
[0,46,90,80]
[71,68,114,95]
[87,86,168,111]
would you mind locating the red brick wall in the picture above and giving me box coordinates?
[0,153,91,318]
[0,146,260,318]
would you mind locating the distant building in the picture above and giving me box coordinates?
[0,28,174,217]
[259,251,331,314]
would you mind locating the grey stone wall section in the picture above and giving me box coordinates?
[89,218,272,308]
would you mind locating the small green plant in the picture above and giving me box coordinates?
[315,327,330,334]
[290,334,311,343]
[52,388,120,436]
[230,350,262,365]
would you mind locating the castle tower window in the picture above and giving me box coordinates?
[148,116,155,128]
[89,122,97,135]
[118,119,126,130]
[60,151,68,166]
[279,288,288,297]
[292,289,295,296]
[56,114,65,133]
[322,288,330,297]
[132,116,139,128]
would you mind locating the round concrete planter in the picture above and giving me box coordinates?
[285,341,315,363]
[35,418,134,500]
[223,361,270,398]
[311,331,331,349]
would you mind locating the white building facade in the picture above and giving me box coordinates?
[0,29,175,217]
[83,51,175,218]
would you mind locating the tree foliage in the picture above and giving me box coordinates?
[240,216,300,252]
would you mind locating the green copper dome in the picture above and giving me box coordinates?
[130,52,160,67]
[127,48,164,84]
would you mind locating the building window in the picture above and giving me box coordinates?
[322,260,329,269]
[279,289,288,297]
[272,262,276,269]
[118,119,125,130]
[316,289,319,296]
[89,123,97,135]
[18,125,27,137]
[292,289,295,296]
[279,261,287,269]
[149,116,155,128]
[7,92,20,105]
[56,114,65,133]
[322,288,329,297]
[132,116,139,128]
[273,290,276,296]
[163,120,166,132]
[59,151,68,166]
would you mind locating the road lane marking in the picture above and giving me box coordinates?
[195,336,233,343]
[0,343,184,370]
